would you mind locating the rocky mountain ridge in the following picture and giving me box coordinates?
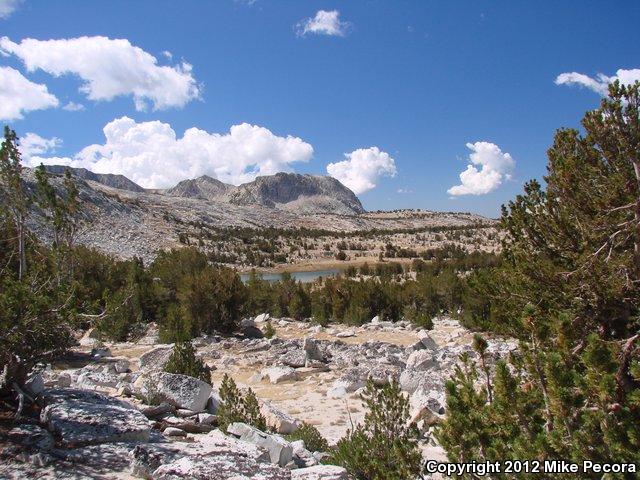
[22,167,495,263]
[48,166,365,215]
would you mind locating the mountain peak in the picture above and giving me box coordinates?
[166,175,232,201]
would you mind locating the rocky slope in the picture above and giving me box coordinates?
[22,167,495,263]
[0,316,516,479]
[227,173,365,215]
[166,175,233,201]
[43,165,145,193]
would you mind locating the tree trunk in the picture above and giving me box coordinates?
[17,213,26,281]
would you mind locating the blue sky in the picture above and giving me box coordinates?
[1,0,639,217]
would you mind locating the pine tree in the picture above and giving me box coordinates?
[331,380,421,480]
[438,82,640,475]
[0,127,29,280]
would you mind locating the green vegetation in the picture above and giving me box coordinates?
[286,423,329,453]
[217,373,267,432]
[263,320,276,339]
[330,380,421,479]
[438,82,640,475]
[164,342,212,384]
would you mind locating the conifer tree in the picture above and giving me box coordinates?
[438,82,640,475]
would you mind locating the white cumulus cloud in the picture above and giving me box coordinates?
[296,10,350,37]
[0,0,22,19]
[0,36,201,111]
[555,68,640,96]
[447,142,514,196]
[326,147,396,194]
[0,66,59,120]
[62,101,85,112]
[22,117,314,189]
[20,132,62,159]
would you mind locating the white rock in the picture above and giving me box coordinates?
[149,372,213,412]
[139,345,173,371]
[291,465,349,479]
[417,330,438,350]
[113,359,130,373]
[370,315,380,324]
[326,385,347,399]
[261,366,298,384]
[164,427,187,437]
[260,401,299,434]
[130,429,290,479]
[405,350,436,371]
[76,370,120,389]
[254,313,271,323]
[41,388,151,447]
[227,422,293,467]
[197,413,217,425]
[336,330,355,338]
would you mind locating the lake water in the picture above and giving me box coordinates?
[239,268,341,283]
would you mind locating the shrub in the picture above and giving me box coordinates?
[263,320,276,339]
[217,373,267,432]
[330,380,421,479]
[164,341,211,384]
[286,422,329,453]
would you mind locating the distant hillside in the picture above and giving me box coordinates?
[166,175,232,201]
[43,165,145,193]
[21,166,495,263]
[227,172,365,215]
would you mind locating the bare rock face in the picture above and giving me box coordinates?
[261,365,299,384]
[43,165,145,192]
[139,372,213,412]
[260,401,300,434]
[227,422,293,467]
[130,429,291,479]
[40,389,151,447]
[166,175,232,200]
[139,345,173,371]
[227,172,365,215]
[291,465,349,480]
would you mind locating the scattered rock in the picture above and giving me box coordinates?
[417,330,438,350]
[303,337,325,363]
[130,429,290,479]
[164,427,187,437]
[90,347,112,359]
[139,345,173,371]
[113,358,130,373]
[281,349,307,368]
[8,424,54,450]
[40,389,151,447]
[291,465,349,480]
[261,366,299,384]
[255,313,270,323]
[76,369,120,390]
[335,330,355,338]
[261,401,299,434]
[143,372,213,412]
[227,422,293,467]
[24,373,45,397]
[405,350,436,371]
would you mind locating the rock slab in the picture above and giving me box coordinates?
[40,389,151,447]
